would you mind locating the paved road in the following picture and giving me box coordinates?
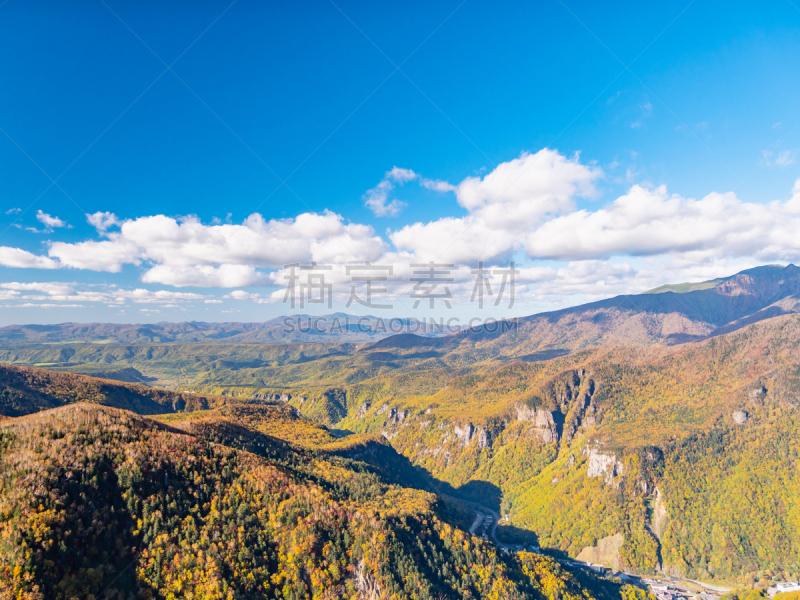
[441,493,505,548]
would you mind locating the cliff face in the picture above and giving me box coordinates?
[584,446,624,486]
[515,404,559,443]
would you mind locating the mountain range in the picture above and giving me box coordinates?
[2,264,800,595]
[4,264,800,352]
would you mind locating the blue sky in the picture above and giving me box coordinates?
[1,0,799,325]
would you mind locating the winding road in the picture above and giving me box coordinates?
[441,493,506,549]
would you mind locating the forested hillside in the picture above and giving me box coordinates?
[283,315,800,585]
[0,364,219,417]
[0,403,647,600]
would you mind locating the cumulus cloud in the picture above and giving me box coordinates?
[364,168,412,217]
[524,183,800,262]
[7,149,800,312]
[87,211,121,232]
[391,149,602,263]
[142,264,269,288]
[115,289,207,303]
[2,282,76,295]
[0,246,59,269]
[44,210,387,286]
[35,210,70,230]
[49,239,137,272]
[5,208,21,215]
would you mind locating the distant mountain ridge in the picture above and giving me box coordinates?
[380,263,800,356]
[0,313,446,345]
[2,265,798,352]
[518,263,800,346]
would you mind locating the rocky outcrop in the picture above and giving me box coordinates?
[733,410,748,424]
[476,428,490,449]
[386,407,408,424]
[454,423,475,447]
[562,375,600,444]
[452,422,492,448]
[585,447,624,485]
[515,404,559,443]
[652,487,667,539]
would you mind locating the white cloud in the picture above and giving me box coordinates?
[114,288,206,304]
[776,150,795,167]
[49,239,137,272]
[421,178,456,192]
[7,149,800,312]
[364,168,413,217]
[453,149,601,228]
[143,264,269,288]
[87,211,121,232]
[0,281,212,307]
[36,210,70,230]
[1,281,76,295]
[363,167,455,217]
[762,149,795,168]
[0,246,59,269]
[18,303,85,308]
[5,207,21,215]
[390,149,602,263]
[225,290,260,300]
[44,210,387,286]
[524,183,800,262]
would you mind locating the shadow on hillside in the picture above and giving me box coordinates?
[450,480,502,512]
[331,439,503,510]
[328,436,555,543]
[328,428,355,438]
[494,524,539,546]
[516,349,570,362]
